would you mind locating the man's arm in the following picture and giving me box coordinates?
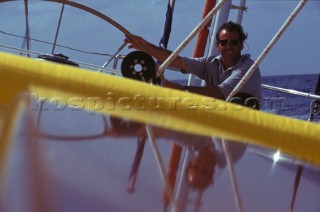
[126,34,225,100]
[162,78,225,99]
[125,34,186,70]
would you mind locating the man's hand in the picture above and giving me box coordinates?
[125,34,186,71]
[125,34,147,51]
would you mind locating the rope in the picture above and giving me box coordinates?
[226,0,308,101]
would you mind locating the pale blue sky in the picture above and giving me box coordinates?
[0,0,320,79]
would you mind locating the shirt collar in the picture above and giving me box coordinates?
[214,54,251,70]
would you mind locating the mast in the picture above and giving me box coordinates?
[207,1,247,212]
[174,1,218,211]
[236,0,247,24]
[187,0,217,86]
[207,0,232,57]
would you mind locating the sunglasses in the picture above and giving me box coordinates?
[217,39,240,47]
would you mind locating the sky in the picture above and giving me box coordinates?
[0,0,320,80]
[1,1,320,211]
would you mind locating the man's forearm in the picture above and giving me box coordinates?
[143,42,186,70]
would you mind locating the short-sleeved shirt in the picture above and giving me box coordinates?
[182,54,261,102]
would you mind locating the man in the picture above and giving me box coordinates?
[125,21,261,102]
[122,21,256,191]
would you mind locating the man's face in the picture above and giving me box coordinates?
[216,29,243,59]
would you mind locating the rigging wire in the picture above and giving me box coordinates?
[157,0,228,77]
[126,137,147,193]
[51,2,65,54]
[145,126,177,208]
[289,76,319,211]
[289,165,303,212]
[221,139,244,212]
[226,0,308,101]
[98,40,127,72]
[0,44,121,75]
[0,30,112,57]
[22,0,30,57]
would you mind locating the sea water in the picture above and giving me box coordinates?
[176,73,320,122]
[262,73,319,122]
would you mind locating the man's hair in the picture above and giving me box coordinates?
[215,21,248,44]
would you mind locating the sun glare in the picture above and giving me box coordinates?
[273,150,281,162]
